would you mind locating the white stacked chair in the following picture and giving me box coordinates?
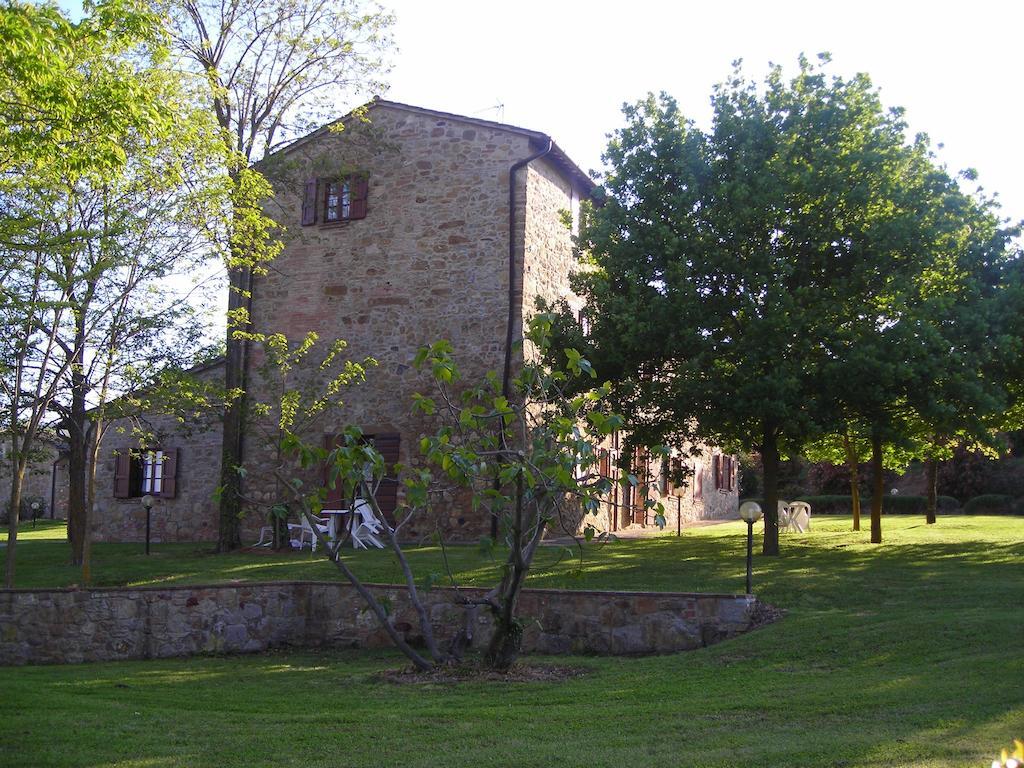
[293,514,329,551]
[350,499,386,549]
[788,501,811,532]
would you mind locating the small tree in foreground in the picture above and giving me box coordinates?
[256,316,638,671]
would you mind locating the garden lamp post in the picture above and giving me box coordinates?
[739,501,763,595]
[30,501,40,528]
[141,494,154,555]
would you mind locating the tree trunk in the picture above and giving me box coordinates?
[843,432,861,531]
[81,422,100,584]
[67,313,88,565]
[761,427,780,556]
[4,456,26,588]
[484,476,546,671]
[217,264,250,552]
[870,428,883,544]
[925,458,938,525]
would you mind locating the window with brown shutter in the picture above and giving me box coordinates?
[302,174,368,226]
[113,453,131,498]
[693,459,703,501]
[714,455,735,492]
[113,448,179,498]
[301,179,318,225]
[348,175,369,219]
[322,431,399,523]
[160,448,179,499]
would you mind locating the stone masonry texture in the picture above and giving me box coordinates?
[241,103,590,541]
[83,101,737,544]
[89,362,225,543]
[0,581,766,666]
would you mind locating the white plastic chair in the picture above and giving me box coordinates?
[778,500,795,532]
[293,514,329,551]
[788,501,811,532]
[350,499,385,549]
[256,520,301,547]
[255,525,274,547]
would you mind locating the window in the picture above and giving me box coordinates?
[113,448,178,499]
[713,454,736,492]
[141,450,165,495]
[324,179,351,222]
[322,432,399,522]
[301,174,369,225]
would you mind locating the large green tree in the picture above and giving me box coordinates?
[0,0,184,586]
[572,56,1016,553]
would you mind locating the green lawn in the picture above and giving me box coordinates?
[2,516,1022,767]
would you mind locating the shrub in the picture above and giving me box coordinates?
[937,446,997,502]
[962,494,1022,515]
[0,495,48,525]
[784,495,960,515]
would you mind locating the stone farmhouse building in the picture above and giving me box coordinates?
[85,100,738,544]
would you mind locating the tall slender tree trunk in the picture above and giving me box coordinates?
[4,453,26,588]
[80,422,99,584]
[485,475,546,670]
[925,457,938,525]
[843,432,861,531]
[870,427,883,544]
[217,264,251,552]
[68,310,88,565]
[761,425,780,556]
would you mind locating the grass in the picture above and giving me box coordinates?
[1,516,1023,766]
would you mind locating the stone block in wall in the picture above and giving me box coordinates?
[0,583,772,666]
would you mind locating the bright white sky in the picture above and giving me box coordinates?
[55,0,1024,222]
[381,0,1024,225]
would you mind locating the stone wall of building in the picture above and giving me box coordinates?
[0,580,766,666]
[0,442,63,521]
[522,156,583,322]
[581,446,739,536]
[89,362,224,543]
[242,104,588,541]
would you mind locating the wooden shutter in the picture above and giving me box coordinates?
[323,434,346,507]
[599,449,610,478]
[693,459,703,501]
[113,452,131,498]
[349,174,368,219]
[160,448,179,499]
[301,179,318,225]
[372,433,400,524]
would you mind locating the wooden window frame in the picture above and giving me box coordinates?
[114,447,178,499]
[302,174,368,226]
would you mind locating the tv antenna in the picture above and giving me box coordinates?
[473,100,505,122]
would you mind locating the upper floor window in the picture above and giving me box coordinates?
[325,180,351,222]
[301,174,369,226]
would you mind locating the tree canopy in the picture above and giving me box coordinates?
[570,55,1021,552]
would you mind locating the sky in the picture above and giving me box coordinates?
[54,0,1023,222]
[380,0,1024,225]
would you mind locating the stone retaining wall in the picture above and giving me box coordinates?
[0,581,765,666]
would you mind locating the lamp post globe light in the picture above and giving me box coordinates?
[739,501,763,595]
[141,494,155,555]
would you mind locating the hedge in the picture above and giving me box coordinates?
[741,495,959,516]
[962,494,1022,515]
